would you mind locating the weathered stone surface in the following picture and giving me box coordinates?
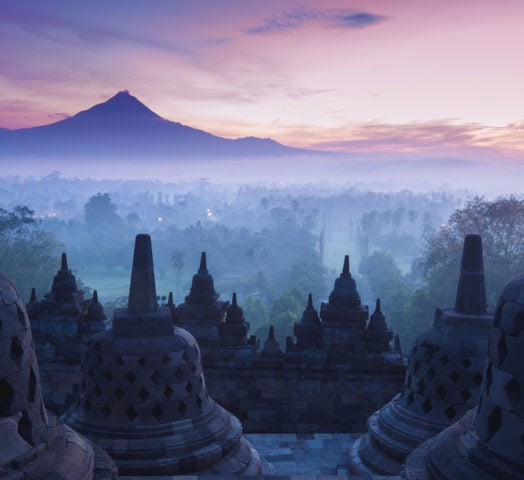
[183,256,406,433]
[293,293,323,350]
[63,235,268,476]
[402,271,524,480]
[0,273,116,480]
[348,234,493,475]
[174,252,229,353]
[27,254,111,414]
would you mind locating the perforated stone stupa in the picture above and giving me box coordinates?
[0,274,115,480]
[403,271,524,480]
[347,234,493,475]
[64,234,267,476]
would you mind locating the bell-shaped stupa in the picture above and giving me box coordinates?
[348,234,493,475]
[403,270,524,479]
[320,255,370,358]
[0,274,115,479]
[293,293,323,350]
[174,252,229,352]
[364,299,393,353]
[63,235,267,476]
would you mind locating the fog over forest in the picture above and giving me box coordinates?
[4,171,522,350]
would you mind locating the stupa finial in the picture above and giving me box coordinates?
[128,234,158,314]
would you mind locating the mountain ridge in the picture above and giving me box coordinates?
[1,91,312,160]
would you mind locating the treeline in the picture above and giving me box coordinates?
[3,176,521,351]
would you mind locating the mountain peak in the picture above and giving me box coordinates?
[74,90,162,120]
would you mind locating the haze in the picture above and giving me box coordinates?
[0,0,523,194]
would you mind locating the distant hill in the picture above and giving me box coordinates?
[0,91,309,161]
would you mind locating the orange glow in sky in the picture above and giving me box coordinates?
[1,0,523,159]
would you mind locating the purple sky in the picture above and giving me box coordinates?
[1,0,523,162]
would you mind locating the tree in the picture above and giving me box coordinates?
[0,206,61,299]
[422,196,524,308]
[359,250,433,350]
[242,296,269,333]
[171,249,185,303]
[84,193,122,229]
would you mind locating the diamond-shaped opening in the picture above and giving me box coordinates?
[152,404,164,421]
[444,404,457,421]
[93,384,102,397]
[422,398,433,413]
[473,372,483,386]
[406,392,414,406]
[162,354,170,364]
[103,370,113,382]
[126,371,137,384]
[151,371,161,383]
[102,404,111,418]
[449,370,460,383]
[504,378,520,410]
[185,382,193,394]
[416,379,426,394]
[413,360,421,373]
[462,358,472,369]
[497,335,508,366]
[137,357,146,367]
[17,410,33,445]
[83,399,91,412]
[486,406,502,441]
[115,355,125,366]
[196,395,202,410]
[164,385,174,398]
[182,350,190,363]
[126,405,138,422]
[178,400,188,417]
[115,387,125,400]
[435,385,448,400]
[439,354,449,365]
[0,378,15,415]
[426,366,436,380]
[10,336,23,366]
[16,305,26,326]
[138,387,150,401]
[28,367,36,403]
[175,367,183,379]
[460,388,472,403]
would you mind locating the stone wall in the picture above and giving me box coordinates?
[204,352,406,433]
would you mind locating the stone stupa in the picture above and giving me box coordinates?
[0,274,115,479]
[63,234,268,476]
[403,270,524,479]
[348,234,494,475]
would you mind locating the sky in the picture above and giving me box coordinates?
[1,0,524,162]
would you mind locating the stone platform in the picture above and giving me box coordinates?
[120,432,399,479]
